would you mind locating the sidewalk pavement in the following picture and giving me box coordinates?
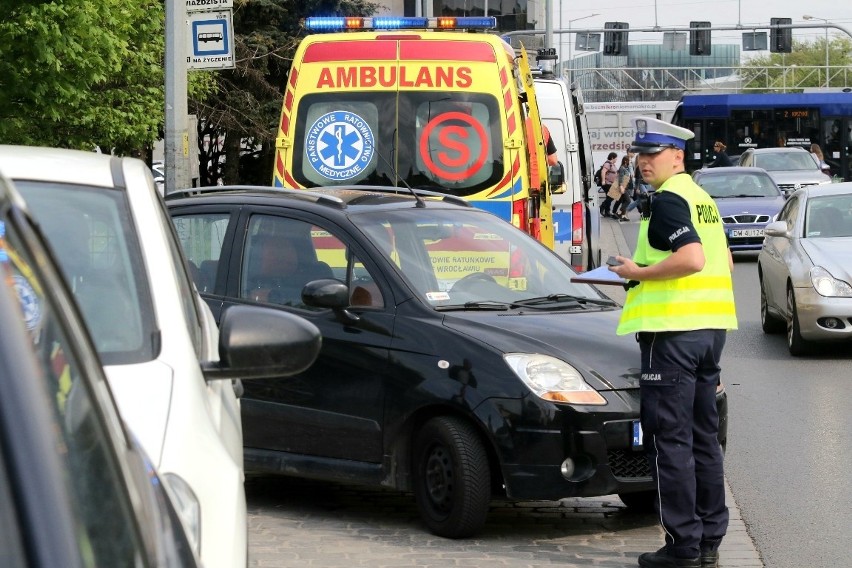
[595,215,764,567]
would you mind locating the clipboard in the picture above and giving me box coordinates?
[570,265,627,286]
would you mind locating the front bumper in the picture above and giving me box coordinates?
[486,388,728,501]
[794,286,852,342]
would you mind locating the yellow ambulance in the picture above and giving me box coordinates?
[272,16,559,249]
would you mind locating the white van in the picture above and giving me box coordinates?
[534,69,600,271]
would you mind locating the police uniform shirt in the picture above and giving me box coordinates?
[647,190,701,252]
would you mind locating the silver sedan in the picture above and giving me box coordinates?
[758,182,852,355]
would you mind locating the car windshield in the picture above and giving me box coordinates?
[15,181,156,365]
[754,152,820,172]
[805,194,852,238]
[698,173,780,198]
[353,207,609,308]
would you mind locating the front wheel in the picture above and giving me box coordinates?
[786,287,810,356]
[412,417,491,538]
[760,275,785,334]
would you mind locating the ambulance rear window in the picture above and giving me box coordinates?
[292,92,502,196]
[411,95,500,192]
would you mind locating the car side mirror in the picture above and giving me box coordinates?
[549,162,566,194]
[202,304,321,381]
[302,278,360,323]
[763,220,790,238]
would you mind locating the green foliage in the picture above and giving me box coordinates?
[741,37,852,92]
[0,0,215,155]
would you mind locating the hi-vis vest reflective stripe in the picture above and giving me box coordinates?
[617,173,738,335]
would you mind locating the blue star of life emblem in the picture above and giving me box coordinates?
[305,111,375,181]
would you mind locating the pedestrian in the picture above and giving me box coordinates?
[598,152,619,218]
[607,117,738,568]
[809,143,831,175]
[707,140,733,168]
[610,154,633,221]
[626,152,652,217]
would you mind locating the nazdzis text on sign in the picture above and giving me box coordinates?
[186,0,233,11]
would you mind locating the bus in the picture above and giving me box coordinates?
[671,91,852,180]
[272,16,559,250]
[584,101,678,172]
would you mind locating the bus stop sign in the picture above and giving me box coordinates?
[186,10,235,70]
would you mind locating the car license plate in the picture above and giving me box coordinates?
[632,420,643,449]
[730,228,764,238]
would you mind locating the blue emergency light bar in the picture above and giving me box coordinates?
[304,16,496,32]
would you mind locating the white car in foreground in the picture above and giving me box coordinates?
[0,146,321,568]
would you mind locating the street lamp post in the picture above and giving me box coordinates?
[803,15,830,88]
[566,13,599,83]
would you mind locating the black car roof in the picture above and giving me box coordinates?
[165,185,474,213]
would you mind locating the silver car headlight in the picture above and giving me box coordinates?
[162,473,201,556]
[504,353,606,405]
[810,266,852,297]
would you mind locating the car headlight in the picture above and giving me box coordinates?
[504,353,606,405]
[810,266,852,297]
[162,473,201,556]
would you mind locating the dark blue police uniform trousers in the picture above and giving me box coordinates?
[638,329,728,559]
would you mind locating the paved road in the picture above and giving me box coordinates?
[245,215,763,568]
[247,477,756,567]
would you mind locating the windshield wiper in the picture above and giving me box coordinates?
[434,301,512,312]
[513,294,617,307]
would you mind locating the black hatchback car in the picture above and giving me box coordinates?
[167,186,728,538]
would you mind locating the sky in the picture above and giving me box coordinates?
[552,0,852,56]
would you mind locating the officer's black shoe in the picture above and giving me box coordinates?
[699,548,719,567]
[638,546,700,568]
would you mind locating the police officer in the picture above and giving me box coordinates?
[608,117,737,568]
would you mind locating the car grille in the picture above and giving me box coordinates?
[721,214,771,224]
[777,182,820,192]
[608,450,651,479]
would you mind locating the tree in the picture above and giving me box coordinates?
[741,36,852,92]
[190,0,380,186]
[0,0,214,157]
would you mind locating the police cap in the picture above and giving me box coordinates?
[629,116,695,154]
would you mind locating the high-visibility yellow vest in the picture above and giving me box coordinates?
[617,173,737,335]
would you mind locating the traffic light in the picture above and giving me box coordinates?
[770,17,793,53]
[603,22,629,56]
[689,21,712,55]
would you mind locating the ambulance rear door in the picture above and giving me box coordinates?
[516,46,554,249]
